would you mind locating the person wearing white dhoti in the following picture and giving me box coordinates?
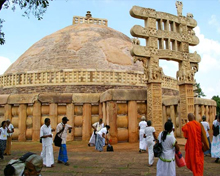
[144,120,157,166]
[40,118,54,168]
[156,121,180,176]
[139,116,147,153]
[88,119,104,147]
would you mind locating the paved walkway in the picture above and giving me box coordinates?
[0,141,219,176]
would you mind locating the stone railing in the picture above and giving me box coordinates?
[0,70,179,90]
[73,16,108,26]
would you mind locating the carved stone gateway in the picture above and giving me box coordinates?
[130,1,200,133]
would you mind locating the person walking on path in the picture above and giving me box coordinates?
[88,119,104,147]
[40,118,54,168]
[201,115,211,156]
[95,125,110,152]
[182,113,204,176]
[139,116,147,153]
[56,116,72,166]
[0,121,11,160]
[156,121,179,176]
[211,115,220,163]
[144,120,157,167]
[4,119,14,155]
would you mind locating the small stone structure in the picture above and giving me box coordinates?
[0,8,216,144]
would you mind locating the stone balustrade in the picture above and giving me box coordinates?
[73,16,108,26]
[0,70,179,91]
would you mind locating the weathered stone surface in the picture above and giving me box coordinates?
[38,93,72,103]
[72,93,100,103]
[5,24,143,74]
[8,94,38,104]
[194,97,216,106]
[162,97,179,106]
[100,89,147,102]
[0,94,9,105]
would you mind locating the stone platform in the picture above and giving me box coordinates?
[0,141,219,176]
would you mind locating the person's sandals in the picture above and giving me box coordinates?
[57,160,63,164]
[215,158,219,163]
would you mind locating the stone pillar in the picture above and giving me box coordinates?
[102,102,106,125]
[107,101,118,144]
[82,104,91,141]
[99,103,103,119]
[195,104,199,121]
[147,83,163,135]
[170,105,176,132]
[18,104,27,141]
[4,104,12,121]
[128,101,138,143]
[66,103,74,141]
[179,84,194,137]
[201,105,205,119]
[162,105,166,128]
[32,101,41,142]
[49,103,58,131]
[205,105,209,122]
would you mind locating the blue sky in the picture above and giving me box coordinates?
[0,0,220,98]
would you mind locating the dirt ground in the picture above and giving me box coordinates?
[0,140,219,176]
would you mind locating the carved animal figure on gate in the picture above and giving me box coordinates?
[175,1,183,16]
[187,13,194,18]
[132,38,140,45]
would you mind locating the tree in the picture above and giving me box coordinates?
[212,95,220,115]
[0,0,52,45]
[194,83,206,98]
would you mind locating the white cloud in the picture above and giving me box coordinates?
[190,26,220,73]
[208,15,220,34]
[0,56,12,75]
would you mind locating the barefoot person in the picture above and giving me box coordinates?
[56,116,72,166]
[156,121,179,176]
[182,113,204,176]
[88,119,104,147]
[139,116,147,153]
[4,119,14,156]
[40,118,54,168]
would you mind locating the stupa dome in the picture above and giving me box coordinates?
[5,23,143,74]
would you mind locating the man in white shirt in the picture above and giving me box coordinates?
[40,118,54,168]
[201,115,211,155]
[88,119,104,147]
[56,116,72,166]
[4,119,14,155]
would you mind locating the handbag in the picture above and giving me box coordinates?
[175,151,186,167]
[153,140,162,157]
[200,123,209,152]
[213,125,219,137]
[54,130,63,147]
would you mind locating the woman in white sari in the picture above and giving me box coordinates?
[139,116,147,153]
[156,121,180,176]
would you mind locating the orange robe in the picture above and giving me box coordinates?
[182,120,204,176]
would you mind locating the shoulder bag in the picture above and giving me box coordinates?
[153,137,162,157]
[54,128,64,147]
[213,125,219,137]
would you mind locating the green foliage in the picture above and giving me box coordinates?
[212,95,220,115]
[0,19,5,45]
[0,0,52,45]
[195,83,206,98]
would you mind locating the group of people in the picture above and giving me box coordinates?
[40,116,72,167]
[0,119,14,160]
[88,119,111,152]
[197,114,220,163]
[139,113,220,176]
